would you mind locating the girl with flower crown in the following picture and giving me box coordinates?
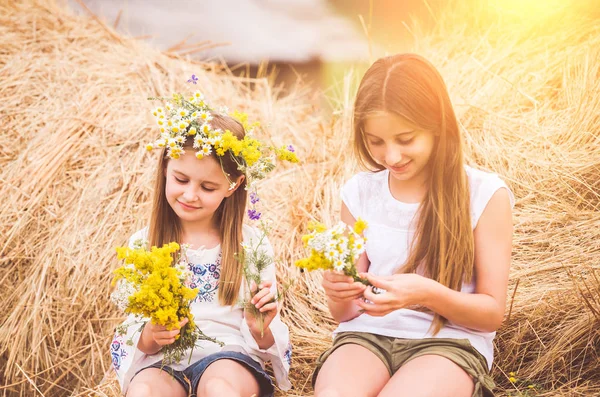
[312,54,514,397]
[111,97,293,397]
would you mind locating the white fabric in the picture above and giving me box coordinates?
[111,224,292,394]
[336,165,515,369]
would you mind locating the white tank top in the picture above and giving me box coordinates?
[335,165,515,369]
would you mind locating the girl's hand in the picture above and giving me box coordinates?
[354,273,431,316]
[322,270,367,303]
[245,280,278,333]
[145,318,189,346]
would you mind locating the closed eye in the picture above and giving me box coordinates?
[397,137,414,145]
[202,186,216,192]
[368,140,384,146]
[174,176,188,183]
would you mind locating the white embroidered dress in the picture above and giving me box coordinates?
[110,224,292,394]
[335,165,515,369]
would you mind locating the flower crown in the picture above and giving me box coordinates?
[146,91,298,183]
[146,87,299,220]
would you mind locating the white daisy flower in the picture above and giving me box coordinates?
[333,260,345,272]
[201,123,212,134]
[193,135,204,149]
[325,249,338,260]
[201,144,212,156]
[199,111,213,122]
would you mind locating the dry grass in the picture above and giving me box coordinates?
[1,0,599,396]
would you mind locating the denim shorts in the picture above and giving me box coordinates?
[134,351,274,397]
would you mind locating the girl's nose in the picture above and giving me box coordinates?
[384,146,403,166]
[182,187,199,202]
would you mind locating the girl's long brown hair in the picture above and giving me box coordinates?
[148,114,247,306]
[353,54,473,334]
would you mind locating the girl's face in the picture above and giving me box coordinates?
[363,112,435,183]
[164,151,241,226]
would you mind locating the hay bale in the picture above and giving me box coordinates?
[1,0,599,396]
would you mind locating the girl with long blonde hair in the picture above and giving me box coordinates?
[313,54,514,397]
[111,105,292,397]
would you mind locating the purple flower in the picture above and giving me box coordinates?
[286,144,295,152]
[247,209,261,221]
[250,192,260,204]
[187,74,198,84]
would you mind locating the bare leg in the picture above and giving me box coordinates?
[378,354,474,397]
[314,344,390,397]
[126,367,187,397]
[196,359,261,397]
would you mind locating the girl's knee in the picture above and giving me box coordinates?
[314,388,343,397]
[199,377,237,397]
[126,382,155,397]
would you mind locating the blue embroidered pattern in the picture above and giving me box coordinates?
[283,342,293,366]
[188,254,221,303]
[110,334,128,371]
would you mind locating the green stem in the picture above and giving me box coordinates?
[344,267,371,286]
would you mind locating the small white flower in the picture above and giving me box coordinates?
[110,280,138,311]
[333,260,345,272]
[201,144,212,156]
[199,111,213,122]
[201,123,212,134]
[193,135,204,149]
[177,108,188,118]
[228,181,237,191]
[218,105,229,114]
[325,249,339,260]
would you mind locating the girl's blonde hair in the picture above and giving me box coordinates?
[148,114,247,306]
[353,53,473,334]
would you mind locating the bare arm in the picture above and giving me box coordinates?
[359,188,513,332]
[421,188,513,331]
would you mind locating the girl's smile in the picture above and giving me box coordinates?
[389,160,412,174]
[177,200,201,211]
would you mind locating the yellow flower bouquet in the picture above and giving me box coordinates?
[295,218,371,285]
[111,240,222,364]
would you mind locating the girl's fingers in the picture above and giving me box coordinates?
[330,289,364,300]
[363,288,389,303]
[251,288,271,305]
[255,292,275,309]
[157,338,176,345]
[259,302,277,313]
[323,279,366,292]
[258,280,272,290]
[324,271,354,283]
[354,299,393,316]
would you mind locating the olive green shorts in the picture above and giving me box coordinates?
[312,332,495,397]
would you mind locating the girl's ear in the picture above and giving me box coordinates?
[225,175,246,197]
